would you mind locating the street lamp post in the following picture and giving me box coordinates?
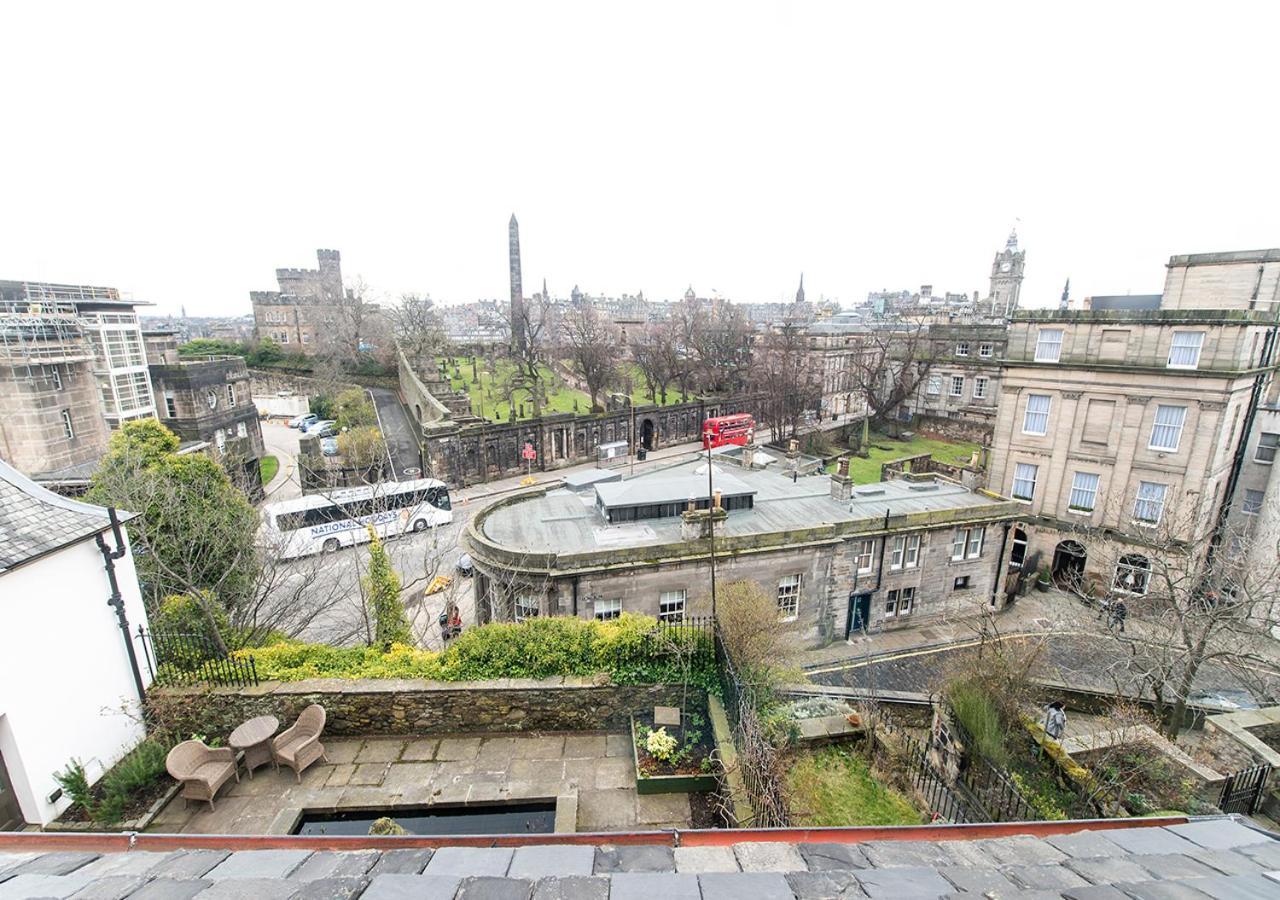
[707,440,717,618]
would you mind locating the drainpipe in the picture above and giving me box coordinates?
[989,522,1011,609]
[95,508,147,704]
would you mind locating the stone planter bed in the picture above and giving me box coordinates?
[631,712,716,796]
[48,781,179,833]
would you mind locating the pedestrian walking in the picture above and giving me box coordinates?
[1041,701,1067,755]
[1111,599,1128,633]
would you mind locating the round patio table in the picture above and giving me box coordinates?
[229,715,279,779]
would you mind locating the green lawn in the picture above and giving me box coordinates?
[438,356,592,422]
[619,363,688,407]
[259,455,279,485]
[826,431,982,483]
[786,746,922,827]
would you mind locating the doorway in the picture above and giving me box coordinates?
[0,746,23,831]
[640,419,656,451]
[1051,540,1087,591]
[846,592,872,638]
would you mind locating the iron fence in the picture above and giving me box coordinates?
[137,626,259,688]
[1219,764,1272,815]
[945,711,1040,822]
[713,623,790,827]
[874,714,975,823]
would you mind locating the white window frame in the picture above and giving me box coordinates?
[1113,555,1150,596]
[777,574,802,621]
[1068,472,1100,513]
[227,383,236,406]
[60,409,74,439]
[955,341,970,357]
[951,529,966,560]
[1022,394,1051,435]
[966,527,984,559]
[237,421,248,438]
[1255,432,1279,464]
[51,369,63,391]
[973,376,989,400]
[659,590,686,623]
[515,594,540,622]
[926,375,941,396]
[854,539,874,574]
[164,396,177,418]
[979,342,994,358]
[890,534,921,570]
[1167,331,1205,369]
[899,586,915,615]
[1034,328,1064,363]
[1012,462,1038,502]
[1149,405,1187,452]
[1133,481,1168,525]
[594,597,622,621]
[885,590,899,618]
[950,375,964,397]
[1243,489,1265,516]
[206,389,219,410]
[953,575,971,591]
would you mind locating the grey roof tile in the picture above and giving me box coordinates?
[289,850,379,881]
[592,846,674,873]
[1046,830,1133,859]
[530,875,610,900]
[1193,848,1269,876]
[6,852,101,878]
[204,851,312,880]
[673,846,739,874]
[1004,863,1090,890]
[1131,853,1222,880]
[1238,841,1280,868]
[732,842,807,872]
[1063,856,1156,885]
[426,848,513,878]
[855,865,953,898]
[1099,827,1197,856]
[1060,886,1134,900]
[65,874,147,900]
[785,870,864,898]
[1167,820,1273,851]
[797,843,868,871]
[860,840,952,868]
[0,872,95,899]
[1183,873,1280,899]
[366,849,434,876]
[290,877,370,900]
[699,872,795,900]
[607,873,700,900]
[119,879,211,900]
[193,877,301,899]
[360,874,463,900]
[456,875,533,899]
[972,835,1068,866]
[0,460,129,573]
[147,850,231,879]
[1121,881,1216,899]
[508,846,594,879]
[936,864,1018,894]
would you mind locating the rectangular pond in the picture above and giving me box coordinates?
[292,801,557,836]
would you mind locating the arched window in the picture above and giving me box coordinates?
[1113,554,1150,595]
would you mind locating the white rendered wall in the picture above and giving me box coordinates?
[0,530,152,825]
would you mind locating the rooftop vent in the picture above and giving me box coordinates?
[907,484,939,492]
[854,488,885,497]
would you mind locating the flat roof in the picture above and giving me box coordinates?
[594,466,754,508]
[479,458,1010,557]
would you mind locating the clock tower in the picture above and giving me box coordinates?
[988,229,1026,317]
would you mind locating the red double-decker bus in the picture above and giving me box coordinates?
[702,413,755,449]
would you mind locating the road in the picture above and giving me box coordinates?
[368,387,422,479]
[807,633,1280,711]
[260,421,302,501]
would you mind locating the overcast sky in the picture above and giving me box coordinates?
[2,2,1276,317]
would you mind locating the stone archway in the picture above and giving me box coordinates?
[641,418,656,451]
[1052,540,1087,591]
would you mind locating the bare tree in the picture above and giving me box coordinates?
[497,293,553,419]
[846,317,938,441]
[1054,498,1280,738]
[631,319,681,405]
[560,305,620,412]
[389,292,448,371]
[691,301,753,395]
[751,321,822,441]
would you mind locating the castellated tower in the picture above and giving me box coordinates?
[316,249,343,302]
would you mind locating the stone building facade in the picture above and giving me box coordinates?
[466,455,1021,647]
[905,320,1007,443]
[251,249,345,352]
[0,280,156,479]
[987,248,1280,598]
[144,331,265,498]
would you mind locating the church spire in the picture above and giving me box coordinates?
[1060,277,1071,310]
[542,277,548,301]
[796,273,805,304]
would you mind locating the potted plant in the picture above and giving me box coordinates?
[1037,566,1053,592]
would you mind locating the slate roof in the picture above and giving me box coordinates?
[2,818,1277,899]
[0,458,134,574]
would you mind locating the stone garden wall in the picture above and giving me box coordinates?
[148,677,702,740]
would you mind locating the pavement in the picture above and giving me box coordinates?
[5,818,1280,899]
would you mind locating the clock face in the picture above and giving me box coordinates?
[1000,262,1012,273]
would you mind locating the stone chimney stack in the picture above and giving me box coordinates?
[830,456,854,501]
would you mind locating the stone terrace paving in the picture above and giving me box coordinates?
[148,734,689,836]
[3,819,1280,898]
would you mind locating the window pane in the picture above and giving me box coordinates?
[1012,463,1038,500]
[1149,405,1187,451]
[1069,472,1100,511]
[659,590,686,623]
[966,527,984,558]
[1256,433,1279,463]
[1168,331,1204,368]
[777,574,801,619]
[1023,394,1051,434]
[952,529,966,560]
[1243,489,1264,515]
[1134,481,1167,523]
[1035,328,1063,362]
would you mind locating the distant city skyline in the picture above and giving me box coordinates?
[2,2,1276,317]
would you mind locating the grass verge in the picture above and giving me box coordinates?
[259,455,279,485]
[786,745,921,826]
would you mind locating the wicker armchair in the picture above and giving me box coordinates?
[272,704,328,782]
[166,740,238,810]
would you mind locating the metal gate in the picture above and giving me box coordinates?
[1219,764,1271,815]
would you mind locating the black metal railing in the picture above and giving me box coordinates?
[713,623,790,827]
[874,714,975,824]
[1219,764,1272,815]
[945,711,1040,822]
[137,626,259,688]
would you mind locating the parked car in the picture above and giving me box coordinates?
[320,437,339,456]
[289,413,318,429]
[302,419,334,434]
[313,424,339,439]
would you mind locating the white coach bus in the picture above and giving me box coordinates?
[263,478,453,558]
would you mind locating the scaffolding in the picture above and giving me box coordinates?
[0,298,94,386]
